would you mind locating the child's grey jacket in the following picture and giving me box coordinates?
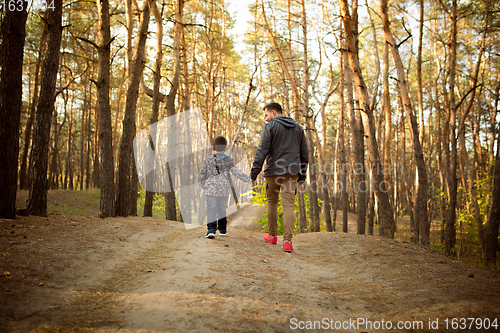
[198,153,250,197]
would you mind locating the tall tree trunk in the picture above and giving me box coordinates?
[204,0,225,141]
[164,0,184,221]
[382,25,392,195]
[417,0,425,146]
[116,0,151,217]
[144,0,164,217]
[445,0,458,256]
[96,0,116,217]
[300,0,320,232]
[49,107,62,189]
[0,2,29,218]
[64,93,74,190]
[485,132,500,267]
[315,67,337,232]
[27,0,63,216]
[305,118,320,232]
[338,51,349,234]
[401,107,414,238]
[85,98,92,189]
[79,71,90,191]
[457,0,489,260]
[351,0,366,235]
[338,0,395,238]
[19,24,48,190]
[180,4,191,112]
[489,73,500,170]
[93,98,100,188]
[381,0,429,245]
[341,25,365,234]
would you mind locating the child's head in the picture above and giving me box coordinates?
[212,136,227,152]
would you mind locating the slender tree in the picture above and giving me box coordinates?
[165,0,184,221]
[0,1,29,218]
[116,0,151,216]
[27,0,63,216]
[485,131,500,267]
[19,24,48,191]
[144,0,164,217]
[445,0,458,256]
[96,0,116,217]
[381,0,429,245]
[338,0,395,237]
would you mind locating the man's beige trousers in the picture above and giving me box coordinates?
[264,173,298,242]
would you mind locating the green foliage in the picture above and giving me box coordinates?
[136,188,166,219]
[252,185,314,235]
[456,173,492,257]
[430,242,445,253]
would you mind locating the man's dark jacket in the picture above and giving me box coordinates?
[250,115,308,182]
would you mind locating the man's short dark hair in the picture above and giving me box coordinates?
[264,102,283,114]
[212,135,227,152]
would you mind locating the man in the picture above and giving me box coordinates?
[250,102,308,253]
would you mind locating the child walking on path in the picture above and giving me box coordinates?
[198,136,251,238]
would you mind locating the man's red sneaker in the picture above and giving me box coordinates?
[283,241,293,253]
[264,233,277,244]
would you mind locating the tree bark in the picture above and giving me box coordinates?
[381,0,429,245]
[26,0,63,216]
[485,132,500,267]
[0,2,29,218]
[313,66,337,232]
[164,0,184,221]
[64,92,74,190]
[417,0,425,146]
[93,97,100,188]
[144,0,164,217]
[445,0,458,256]
[343,51,366,235]
[338,50,349,234]
[96,0,116,217]
[457,0,489,261]
[48,106,63,189]
[85,96,92,190]
[116,0,151,217]
[382,27,391,201]
[338,0,395,238]
[299,0,320,233]
[19,24,48,190]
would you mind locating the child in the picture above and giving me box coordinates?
[198,136,250,238]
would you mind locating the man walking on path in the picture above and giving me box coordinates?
[250,103,308,253]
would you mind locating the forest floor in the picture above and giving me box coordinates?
[1,190,500,332]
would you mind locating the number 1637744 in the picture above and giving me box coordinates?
[1,0,55,12]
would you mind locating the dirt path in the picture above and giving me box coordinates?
[2,193,500,332]
[98,229,500,333]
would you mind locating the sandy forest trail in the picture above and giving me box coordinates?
[1,192,500,332]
